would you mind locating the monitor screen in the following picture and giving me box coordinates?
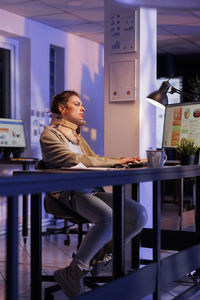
[0,118,26,149]
[162,101,200,148]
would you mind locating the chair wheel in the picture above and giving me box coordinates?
[64,236,70,245]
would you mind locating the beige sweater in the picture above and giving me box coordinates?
[40,119,120,169]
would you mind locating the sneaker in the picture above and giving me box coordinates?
[90,253,112,276]
[54,260,88,298]
[90,241,112,276]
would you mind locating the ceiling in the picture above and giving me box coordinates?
[0,0,200,55]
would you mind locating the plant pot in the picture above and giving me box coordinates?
[180,154,196,165]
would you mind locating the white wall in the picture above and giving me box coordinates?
[0,9,104,157]
[0,8,105,233]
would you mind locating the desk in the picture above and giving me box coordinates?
[6,165,200,299]
[0,158,38,242]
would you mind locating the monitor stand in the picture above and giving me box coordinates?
[1,149,11,160]
[12,150,21,158]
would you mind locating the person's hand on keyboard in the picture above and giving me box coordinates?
[118,156,141,165]
[113,157,147,168]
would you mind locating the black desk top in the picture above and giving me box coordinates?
[13,163,200,182]
[0,163,198,196]
[165,160,180,166]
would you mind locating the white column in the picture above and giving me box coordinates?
[104,1,157,231]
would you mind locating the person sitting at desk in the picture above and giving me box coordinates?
[40,90,148,298]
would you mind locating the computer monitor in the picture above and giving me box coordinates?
[162,101,200,149]
[0,118,26,159]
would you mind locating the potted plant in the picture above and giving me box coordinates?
[176,138,199,165]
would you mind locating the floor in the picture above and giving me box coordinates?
[1,200,200,300]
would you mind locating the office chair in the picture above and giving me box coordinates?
[42,195,111,299]
[43,193,89,248]
[36,160,88,246]
[36,161,111,299]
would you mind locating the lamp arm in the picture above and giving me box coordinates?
[169,86,200,101]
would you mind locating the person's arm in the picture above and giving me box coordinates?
[40,127,120,168]
[80,137,140,165]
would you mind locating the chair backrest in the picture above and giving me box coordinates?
[35,159,48,170]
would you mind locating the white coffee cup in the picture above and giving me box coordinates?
[146,149,167,168]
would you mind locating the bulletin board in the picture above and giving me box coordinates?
[109,60,136,102]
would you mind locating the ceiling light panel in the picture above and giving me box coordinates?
[0,0,61,17]
[31,12,88,27]
[41,0,104,11]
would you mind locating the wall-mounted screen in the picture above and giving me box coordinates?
[162,101,200,148]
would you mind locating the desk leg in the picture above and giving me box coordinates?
[193,176,200,276]
[6,196,18,300]
[22,163,29,244]
[31,194,42,300]
[131,183,140,269]
[22,194,28,244]
[195,176,200,241]
[153,181,161,300]
[112,185,125,279]
[178,178,184,231]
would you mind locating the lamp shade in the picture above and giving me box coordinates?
[146,81,170,109]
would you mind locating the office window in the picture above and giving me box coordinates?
[0,48,11,117]
[50,47,56,102]
[49,45,64,103]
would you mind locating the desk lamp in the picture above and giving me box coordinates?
[146,79,200,108]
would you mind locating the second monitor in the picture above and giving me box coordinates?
[162,101,200,149]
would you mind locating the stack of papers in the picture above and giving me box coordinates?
[61,162,113,171]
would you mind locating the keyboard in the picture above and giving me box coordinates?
[126,162,144,168]
[114,159,147,169]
